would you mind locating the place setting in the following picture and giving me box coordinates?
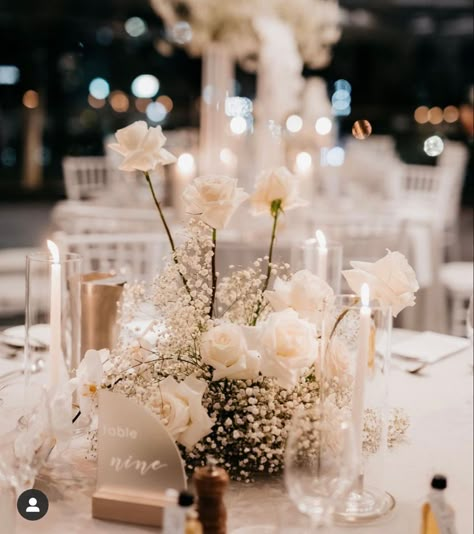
[0,1,473,533]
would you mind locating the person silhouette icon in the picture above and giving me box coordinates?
[26,497,40,513]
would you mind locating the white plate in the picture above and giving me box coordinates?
[391,331,470,364]
[0,324,50,348]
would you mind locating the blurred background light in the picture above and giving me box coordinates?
[296,151,312,172]
[135,98,152,113]
[131,74,159,98]
[89,78,110,99]
[88,95,106,109]
[352,119,372,139]
[177,152,195,173]
[146,101,167,122]
[443,105,459,123]
[225,97,253,117]
[424,135,444,157]
[315,117,332,135]
[157,95,173,112]
[414,106,430,124]
[0,65,20,85]
[230,116,247,135]
[109,91,129,112]
[124,17,147,37]
[286,114,303,133]
[170,21,192,44]
[334,79,352,93]
[23,90,39,109]
[428,106,443,125]
[327,146,345,167]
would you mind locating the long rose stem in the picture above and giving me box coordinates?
[144,171,190,294]
[252,200,281,325]
[209,228,217,318]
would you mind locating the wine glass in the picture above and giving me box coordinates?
[284,404,357,531]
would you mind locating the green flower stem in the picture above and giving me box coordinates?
[144,171,191,294]
[252,199,282,325]
[209,227,217,318]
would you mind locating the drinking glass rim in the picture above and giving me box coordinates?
[26,251,82,264]
[330,293,392,313]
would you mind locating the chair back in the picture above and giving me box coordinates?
[62,156,110,200]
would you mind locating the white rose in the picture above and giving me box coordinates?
[201,323,260,381]
[252,309,318,390]
[342,251,419,317]
[250,166,306,215]
[265,270,334,327]
[182,175,248,229]
[151,375,214,449]
[109,121,176,172]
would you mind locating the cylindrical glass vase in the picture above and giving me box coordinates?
[25,251,82,389]
[322,294,394,523]
[291,238,343,293]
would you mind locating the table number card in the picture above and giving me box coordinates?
[92,390,186,527]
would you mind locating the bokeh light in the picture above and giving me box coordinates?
[424,135,444,157]
[428,106,443,125]
[146,101,167,122]
[414,106,430,124]
[109,91,129,112]
[230,116,247,135]
[315,117,332,135]
[352,119,372,140]
[23,90,39,109]
[124,17,147,37]
[157,95,173,112]
[443,105,459,123]
[88,95,106,109]
[177,153,195,173]
[295,151,312,172]
[335,79,352,93]
[89,78,110,99]
[219,148,237,168]
[170,21,192,44]
[225,96,253,117]
[327,146,345,167]
[286,114,303,133]
[135,98,152,113]
[131,74,159,98]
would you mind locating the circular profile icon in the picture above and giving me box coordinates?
[17,489,49,520]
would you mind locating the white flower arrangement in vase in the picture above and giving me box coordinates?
[71,121,416,481]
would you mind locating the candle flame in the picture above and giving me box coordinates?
[316,229,327,249]
[47,240,60,263]
[361,283,370,307]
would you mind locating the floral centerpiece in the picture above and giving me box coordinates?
[73,121,415,481]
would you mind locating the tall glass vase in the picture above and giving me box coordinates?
[322,295,394,524]
[25,251,82,390]
[199,43,234,176]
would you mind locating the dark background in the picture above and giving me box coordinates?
[0,0,472,202]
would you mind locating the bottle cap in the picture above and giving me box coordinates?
[178,491,194,507]
[431,475,447,490]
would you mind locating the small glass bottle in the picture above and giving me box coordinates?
[421,475,457,534]
[162,490,194,534]
[185,509,204,534]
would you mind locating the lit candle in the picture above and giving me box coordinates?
[295,151,313,200]
[352,283,371,458]
[47,239,63,389]
[174,152,196,218]
[315,229,328,281]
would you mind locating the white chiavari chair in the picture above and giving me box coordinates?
[53,232,171,282]
[62,156,110,201]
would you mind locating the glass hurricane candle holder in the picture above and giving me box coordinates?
[290,238,342,292]
[25,251,82,389]
[322,294,394,524]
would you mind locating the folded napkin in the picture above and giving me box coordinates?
[392,331,470,363]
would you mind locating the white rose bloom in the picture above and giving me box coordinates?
[201,323,260,381]
[109,121,176,172]
[182,175,248,229]
[153,375,214,449]
[254,309,318,390]
[265,270,334,327]
[250,166,306,215]
[342,250,420,317]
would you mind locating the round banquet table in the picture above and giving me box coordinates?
[1,329,472,534]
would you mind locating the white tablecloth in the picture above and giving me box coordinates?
[1,330,472,534]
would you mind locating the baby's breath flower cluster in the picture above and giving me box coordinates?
[101,140,411,482]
